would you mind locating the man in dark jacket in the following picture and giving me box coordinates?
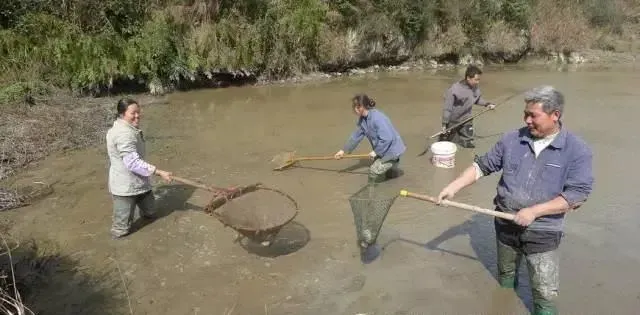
[440,65,495,148]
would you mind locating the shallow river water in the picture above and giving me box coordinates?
[4,64,640,314]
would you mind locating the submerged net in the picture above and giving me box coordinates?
[348,183,399,248]
[271,151,295,166]
[204,184,299,244]
[271,151,299,170]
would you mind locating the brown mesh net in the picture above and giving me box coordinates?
[204,184,299,246]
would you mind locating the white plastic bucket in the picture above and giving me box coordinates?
[430,141,457,168]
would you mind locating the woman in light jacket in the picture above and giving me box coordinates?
[106,98,172,239]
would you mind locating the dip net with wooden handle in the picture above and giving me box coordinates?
[203,183,299,246]
[348,183,399,248]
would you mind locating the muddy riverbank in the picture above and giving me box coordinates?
[120,47,640,95]
[1,65,639,314]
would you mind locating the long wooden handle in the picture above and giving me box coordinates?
[429,90,525,139]
[399,190,516,221]
[430,108,491,139]
[296,154,370,161]
[171,176,223,193]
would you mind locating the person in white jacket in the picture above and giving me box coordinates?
[106,98,172,239]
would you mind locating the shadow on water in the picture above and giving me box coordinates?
[379,213,534,313]
[128,184,200,235]
[475,132,505,140]
[238,221,311,258]
[359,243,382,264]
[0,237,127,315]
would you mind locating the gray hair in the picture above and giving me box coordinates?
[523,85,564,118]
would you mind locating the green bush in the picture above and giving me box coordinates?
[0,0,636,96]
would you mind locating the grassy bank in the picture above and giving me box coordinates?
[1,0,638,96]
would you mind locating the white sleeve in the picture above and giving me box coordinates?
[473,162,485,180]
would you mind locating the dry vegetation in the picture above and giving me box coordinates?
[529,0,595,53]
[0,183,53,212]
[0,75,164,183]
[484,21,528,61]
[0,90,113,181]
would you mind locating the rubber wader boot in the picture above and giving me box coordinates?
[367,174,381,184]
[497,240,521,289]
[527,250,560,315]
[454,120,476,148]
[531,277,558,315]
[500,276,518,289]
[533,304,558,315]
[368,169,390,184]
[461,139,476,148]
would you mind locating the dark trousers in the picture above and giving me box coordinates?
[439,119,475,148]
[111,190,155,238]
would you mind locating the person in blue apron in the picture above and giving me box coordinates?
[335,94,406,183]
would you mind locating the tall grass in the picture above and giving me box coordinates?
[0,0,638,96]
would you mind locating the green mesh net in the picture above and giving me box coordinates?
[348,183,399,248]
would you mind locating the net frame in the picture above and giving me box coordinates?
[204,183,299,245]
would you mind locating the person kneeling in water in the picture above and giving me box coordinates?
[335,94,406,183]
